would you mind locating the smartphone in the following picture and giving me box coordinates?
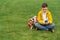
[45,20,48,22]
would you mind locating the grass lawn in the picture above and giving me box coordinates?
[0,0,60,40]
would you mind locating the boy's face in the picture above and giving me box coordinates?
[42,7,48,13]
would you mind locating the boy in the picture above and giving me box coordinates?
[34,3,55,32]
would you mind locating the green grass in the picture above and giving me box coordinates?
[0,0,60,40]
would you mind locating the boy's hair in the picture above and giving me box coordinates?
[42,3,48,8]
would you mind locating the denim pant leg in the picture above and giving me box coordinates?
[34,23,48,30]
[46,23,55,29]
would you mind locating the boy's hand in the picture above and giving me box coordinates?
[45,22,49,24]
[42,22,49,25]
[42,22,45,24]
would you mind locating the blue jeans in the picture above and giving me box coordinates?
[34,23,55,30]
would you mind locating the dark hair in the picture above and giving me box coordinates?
[42,3,48,8]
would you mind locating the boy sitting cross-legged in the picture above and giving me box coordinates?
[34,3,55,32]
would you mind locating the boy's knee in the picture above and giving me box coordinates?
[34,23,39,26]
[51,23,55,27]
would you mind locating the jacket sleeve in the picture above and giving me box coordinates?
[37,11,43,24]
[48,12,53,24]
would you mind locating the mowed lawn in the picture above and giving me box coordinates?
[0,0,60,40]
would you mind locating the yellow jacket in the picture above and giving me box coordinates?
[37,10,53,24]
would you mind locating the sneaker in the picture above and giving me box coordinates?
[48,28,54,33]
[36,28,40,30]
[51,29,54,33]
[36,28,38,30]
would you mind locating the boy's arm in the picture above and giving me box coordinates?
[48,12,53,24]
[37,11,44,24]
